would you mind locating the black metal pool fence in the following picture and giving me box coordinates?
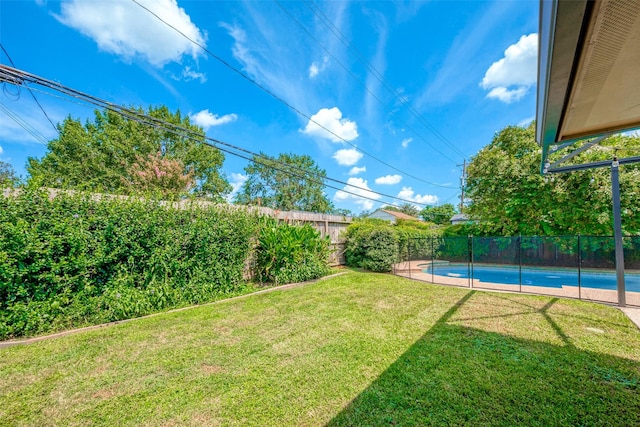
[395,235,640,307]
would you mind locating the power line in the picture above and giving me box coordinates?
[129,0,452,189]
[112,109,425,208]
[0,65,439,209]
[274,0,459,164]
[1,43,59,136]
[303,0,468,160]
[0,101,49,145]
[94,114,420,209]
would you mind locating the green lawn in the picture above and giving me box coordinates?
[1,271,639,426]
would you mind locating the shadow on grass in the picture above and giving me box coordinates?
[327,291,640,426]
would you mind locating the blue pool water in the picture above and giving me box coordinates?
[425,264,640,292]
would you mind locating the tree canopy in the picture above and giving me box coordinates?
[465,122,640,235]
[235,152,334,213]
[420,203,456,225]
[0,160,19,188]
[27,106,229,200]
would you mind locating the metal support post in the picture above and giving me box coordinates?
[577,234,582,300]
[469,236,474,289]
[431,237,434,283]
[518,235,522,293]
[408,239,411,280]
[611,159,626,307]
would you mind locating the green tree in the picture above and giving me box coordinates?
[121,152,195,200]
[382,203,419,217]
[420,203,456,224]
[466,122,640,235]
[330,207,354,217]
[27,106,229,199]
[0,160,19,187]
[235,152,334,213]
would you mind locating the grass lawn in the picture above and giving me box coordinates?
[1,271,639,426]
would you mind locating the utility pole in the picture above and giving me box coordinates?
[456,160,466,212]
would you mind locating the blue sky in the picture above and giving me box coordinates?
[0,0,539,213]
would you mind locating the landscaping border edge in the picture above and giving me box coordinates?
[0,272,349,348]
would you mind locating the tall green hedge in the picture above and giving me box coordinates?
[0,189,260,339]
[344,220,398,272]
[344,219,439,272]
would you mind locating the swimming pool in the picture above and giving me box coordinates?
[424,263,640,292]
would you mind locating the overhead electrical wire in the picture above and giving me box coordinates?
[2,81,21,101]
[274,0,459,164]
[0,43,59,136]
[129,0,452,189]
[303,0,468,160]
[108,109,427,208]
[0,65,447,209]
[0,101,49,145]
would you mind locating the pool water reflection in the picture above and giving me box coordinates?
[425,264,640,292]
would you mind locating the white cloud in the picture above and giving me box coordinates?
[401,137,412,148]
[334,177,381,211]
[226,172,247,203]
[361,15,387,127]
[55,0,206,67]
[219,22,253,69]
[375,174,402,185]
[309,63,320,78]
[219,18,315,113]
[486,87,529,104]
[417,2,516,106]
[397,186,438,206]
[0,101,59,144]
[308,56,329,78]
[189,109,237,131]
[481,33,538,103]
[302,107,358,142]
[181,66,206,83]
[332,148,363,166]
[0,146,3,155]
[348,166,366,176]
[517,116,535,127]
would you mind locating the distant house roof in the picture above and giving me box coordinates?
[379,209,418,220]
[450,213,470,225]
[367,209,419,223]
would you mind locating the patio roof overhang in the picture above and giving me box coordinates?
[536,0,640,173]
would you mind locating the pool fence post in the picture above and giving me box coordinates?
[611,158,626,307]
[431,236,434,283]
[518,235,522,293]
[407,238,410,280]
[469,235,474,289]
[577,234,581,300]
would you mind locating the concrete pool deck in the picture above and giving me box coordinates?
[393,260,640,309]
[621,307,640,330]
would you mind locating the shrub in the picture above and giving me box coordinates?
[254,221,331,284]
[0,188,259,339]
[359,228,399,272]
[344,219,399,272]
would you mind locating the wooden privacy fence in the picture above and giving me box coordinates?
[249,207,352,265]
